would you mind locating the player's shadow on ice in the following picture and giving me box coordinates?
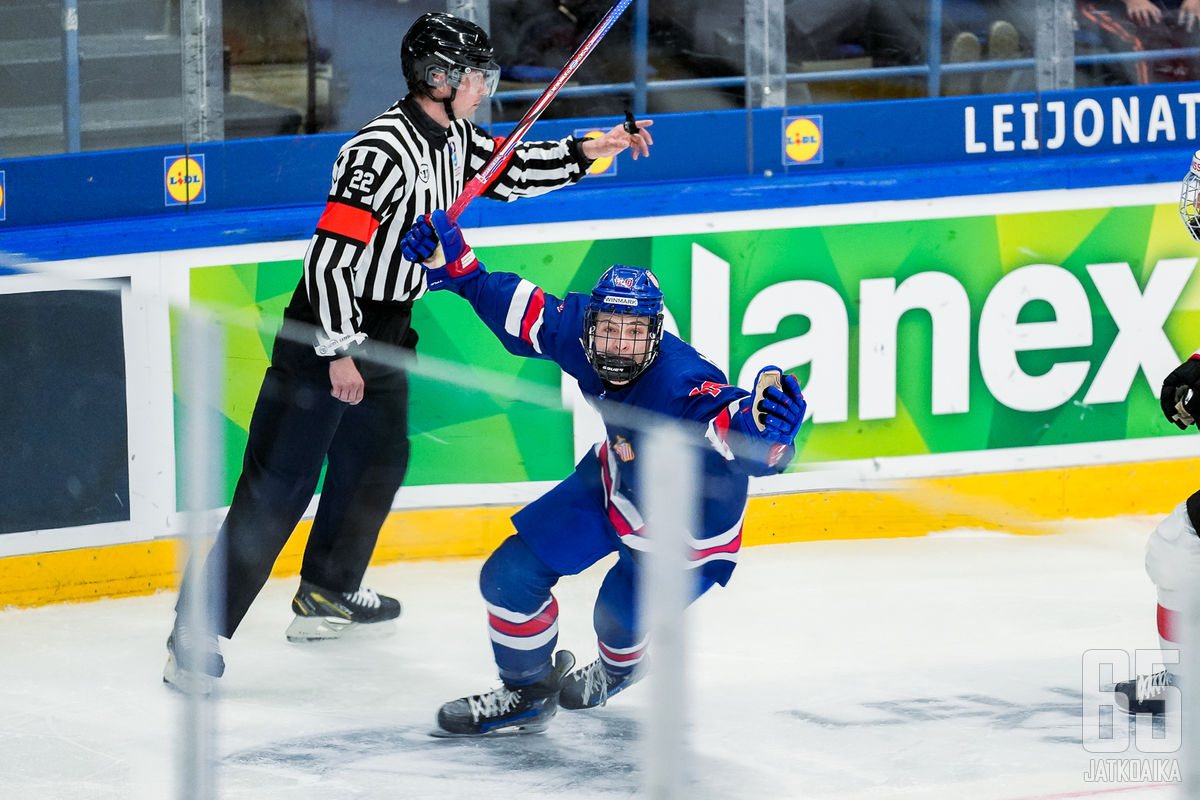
[224,712,644,790]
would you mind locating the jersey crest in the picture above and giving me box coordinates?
[613,436,635,462]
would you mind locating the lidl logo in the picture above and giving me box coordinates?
[0,171,6,221]
[783,116,824,165]
[575,128,616,176]
[164,155,206,206]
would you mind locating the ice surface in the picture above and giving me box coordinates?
[0,518,1184,799]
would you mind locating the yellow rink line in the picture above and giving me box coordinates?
[2,457,1198,609]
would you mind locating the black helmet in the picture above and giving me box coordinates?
[401,12,500,99]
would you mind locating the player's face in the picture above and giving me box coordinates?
[594,312,654,368]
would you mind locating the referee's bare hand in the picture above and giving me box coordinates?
[581,119,654,161]
[329,356,365,405]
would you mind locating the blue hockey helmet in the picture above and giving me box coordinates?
[583,265,665,384]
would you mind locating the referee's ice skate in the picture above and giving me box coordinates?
[285,579,402,642]
[162,623,225,695]
[433,650,574,737]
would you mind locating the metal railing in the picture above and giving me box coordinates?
[35,0,1200,155]
[489,0,1200,116]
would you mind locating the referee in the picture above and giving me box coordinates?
[164,11,654,693]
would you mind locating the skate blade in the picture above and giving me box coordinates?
[560,681,634,711]
[162,655,217,696]
[1114,699,1172,717]
[285,615,397,643]
[429,722,550,739]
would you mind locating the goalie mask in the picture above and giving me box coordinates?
[583,266,665,385]
[401,13,500,103]
[1181,150,1200,242]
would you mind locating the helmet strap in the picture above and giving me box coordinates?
[442,93,457,123]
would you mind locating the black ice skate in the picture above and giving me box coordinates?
[285,579,402,642]
[559,656,645,710]
[433,650,575,737]
[163,624,225,695]
[1114,670,1179,716]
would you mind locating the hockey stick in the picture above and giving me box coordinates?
[446,0,635,221]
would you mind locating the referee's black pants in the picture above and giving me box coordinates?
[178,300,413,639]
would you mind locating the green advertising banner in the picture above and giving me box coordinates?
[180,201,1200,504]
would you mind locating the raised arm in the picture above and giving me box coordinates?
[466,118,654,203]
[400,210,581,364]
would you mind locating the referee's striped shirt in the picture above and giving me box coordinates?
[302,95,593,356]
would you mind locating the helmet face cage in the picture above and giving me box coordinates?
[583,266,665,385]
[402,13,499,98]
[1181,151,1200,243]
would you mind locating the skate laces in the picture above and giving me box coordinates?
[1136,670,1174,703]
[344,586,381,610]
[468,686,522,721]
[579,660,613,706]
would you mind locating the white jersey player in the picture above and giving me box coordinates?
[1113,150,1200,715]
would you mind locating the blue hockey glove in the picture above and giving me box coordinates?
[755,370,806,444]
[728,366,806,470]
[399,215,437,263]
[399,209,480,291]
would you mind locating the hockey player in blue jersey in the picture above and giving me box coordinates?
[400,210,807,737]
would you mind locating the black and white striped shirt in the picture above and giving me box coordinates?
[301,95,593,356]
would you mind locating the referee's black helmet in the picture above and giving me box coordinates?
[401,12,500,98]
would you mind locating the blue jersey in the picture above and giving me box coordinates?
[453,268,790,585]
